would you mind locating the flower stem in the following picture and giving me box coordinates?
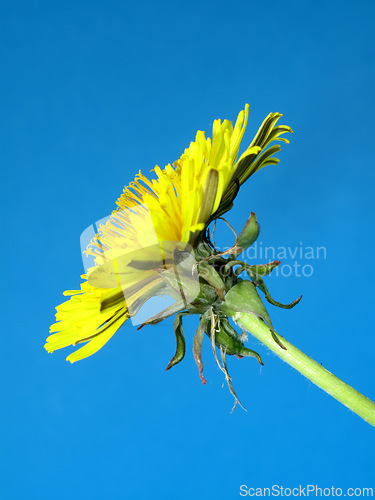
[236,313,375,427]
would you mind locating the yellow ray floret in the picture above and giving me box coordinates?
[45,278,128,362]
[45,104,292,362]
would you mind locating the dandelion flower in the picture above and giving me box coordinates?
[44,104,375,424]
[45,105,291,367]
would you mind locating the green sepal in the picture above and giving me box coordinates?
[233,262,302,310]
[192,311,210,384]
[158,265,199,307]
[224,260,280,279]
[222,280,274,329]
[254,276,302,310]
[137,298,186,330]
[199,265,225,300]
[187,283,218,314]
[205,316,263,364]
[247,260,281,278]
[193,233,215,259]
[232,212,260,257]
[166,312,187,371]
[221,280,286,350]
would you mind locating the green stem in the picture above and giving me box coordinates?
[236,313,375,427]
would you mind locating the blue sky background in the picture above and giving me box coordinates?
[1,1,374,498]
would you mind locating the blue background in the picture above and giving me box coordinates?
[1,1,374,498]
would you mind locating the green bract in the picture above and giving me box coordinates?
[137,214,301,409]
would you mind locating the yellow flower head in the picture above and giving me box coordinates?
[45,105,292,363]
